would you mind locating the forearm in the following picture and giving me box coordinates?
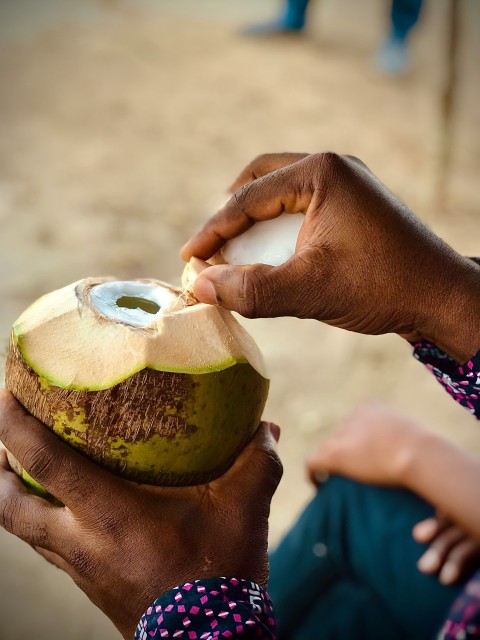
[401,431,480,540]
[417,255,480,364]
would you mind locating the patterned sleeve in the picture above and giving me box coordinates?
[412,341,480,418]
[439,571,480,640]
[134,577,276,639]
[413,341,480,638]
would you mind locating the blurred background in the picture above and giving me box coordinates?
[0,0,479,637]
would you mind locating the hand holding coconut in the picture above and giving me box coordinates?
[0,391,282,639]
[183,152,480,363]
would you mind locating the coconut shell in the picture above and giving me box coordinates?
[6,339,268,486]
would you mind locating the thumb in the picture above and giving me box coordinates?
[217,421,283,498]
[193,252,317,319]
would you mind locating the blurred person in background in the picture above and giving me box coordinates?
[269,402,480,639]
[243,0,424,74]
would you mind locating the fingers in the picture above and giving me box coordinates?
[217,421,283,498]
[412,515,448,543]
[437,538,480,585]
[229,152,310,192]
[191,246,321,317]
[0,445,69,553]
[417,523,468,584]
[181,154,317,261]
[0,391,119,509]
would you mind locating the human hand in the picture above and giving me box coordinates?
[414,512,480,585]
[0,391,282,640]
[182,152,480,362]
[305,402,425,487]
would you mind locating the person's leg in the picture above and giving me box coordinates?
[377,0,423,74]
[269,476,464,639]
[286,577,408,640]
[242,0,311,36]
[283,0,311,30]
[391,0,424,42]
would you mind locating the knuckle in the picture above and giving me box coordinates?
[256,448,284,493]
[238,270,274,318]
[0,494,51,548]
[232,183,250,210]
[269,451,284,487]
[25,442,60,486]
[250,153,273,172]
[310,151,346,179]
[0,494,23,535]
[344,153,363,165]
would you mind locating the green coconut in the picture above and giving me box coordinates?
[5,266,269,489]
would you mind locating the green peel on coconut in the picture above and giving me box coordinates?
[5,264,269,488]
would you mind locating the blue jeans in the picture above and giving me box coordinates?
[391,0,423,42]
[281,0,423,42]
[268,477,465,639]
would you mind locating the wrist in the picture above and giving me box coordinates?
[415,255,480,363]
[396,428,438,492]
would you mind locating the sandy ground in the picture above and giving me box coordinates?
[0,0,479,637]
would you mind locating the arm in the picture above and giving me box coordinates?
[0,391,282,639]
[181,152,480,363]
[307,403,480,541]
[401,428,480,541]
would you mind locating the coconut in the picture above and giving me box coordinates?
[5,273,269,489]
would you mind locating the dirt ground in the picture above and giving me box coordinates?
[0,0,479,638]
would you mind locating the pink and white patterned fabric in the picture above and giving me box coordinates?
[412,341,480,416]
[134,577,275,639]
[413,341,480,639]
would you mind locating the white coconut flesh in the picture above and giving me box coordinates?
[89,281,177,328]
[12,277,266,390]
[220,212,304,266]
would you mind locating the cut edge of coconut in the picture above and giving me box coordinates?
[12,276,267,390]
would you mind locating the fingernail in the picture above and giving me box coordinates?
[413,518,437,541]
[269,423,281,443]
[193,278,218,305]
[417,549,440,573]
[439,562,459,585]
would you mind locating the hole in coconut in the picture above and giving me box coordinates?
[115,296,160,315]
[90,281,178,327]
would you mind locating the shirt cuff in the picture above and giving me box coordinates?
[439,569,480,639]
[134,577,276,639]
[412,341,480,418]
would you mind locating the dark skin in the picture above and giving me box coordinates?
[0,390,282,639]
[181,151,480,586]
[182,152,480,363]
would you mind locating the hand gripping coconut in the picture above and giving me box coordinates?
[5,259,269,492]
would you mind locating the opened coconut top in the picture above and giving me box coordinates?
[13,268,266,390]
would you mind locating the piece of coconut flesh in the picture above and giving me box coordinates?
[220,212,304,267]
